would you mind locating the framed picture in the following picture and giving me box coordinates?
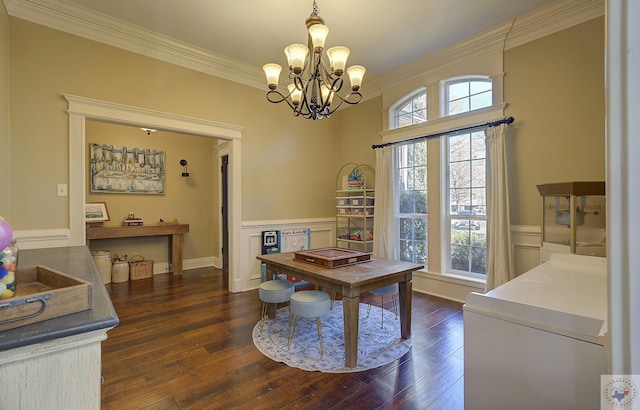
[85,202,110,223]
[90,143,165,194]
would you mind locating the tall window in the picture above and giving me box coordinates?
[447,130,486,275]
[390,88,427,129]
[445,77,492,116]
[396,141,428,265]
[388,75,493,280]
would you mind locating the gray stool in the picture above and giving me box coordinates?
[367,283,398,329]
[288,290,331,357]
[258,279,294,336]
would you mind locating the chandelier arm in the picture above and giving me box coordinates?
[266,90,298,111]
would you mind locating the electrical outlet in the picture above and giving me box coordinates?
[57,184,68,197]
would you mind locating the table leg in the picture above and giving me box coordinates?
[342,295,360,368]
[398,279,412,339]
[170,233,183,275]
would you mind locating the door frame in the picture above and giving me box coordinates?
[65,94,245,292]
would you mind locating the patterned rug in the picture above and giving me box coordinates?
[252,301,412,373]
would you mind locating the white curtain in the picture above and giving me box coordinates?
[373,146,397,259]
[484,124,515,291]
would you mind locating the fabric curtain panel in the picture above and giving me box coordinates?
[484,124,515,291]
[373,146,397,259]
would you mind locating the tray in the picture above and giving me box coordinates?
[293,247,372,269]
[0,265,93,331]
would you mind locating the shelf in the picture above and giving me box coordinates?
[336,163,375,253]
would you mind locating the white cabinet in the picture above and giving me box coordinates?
[335,164,374,253]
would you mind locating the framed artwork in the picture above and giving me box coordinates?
[90,143,165,194]
[85,202,110,222]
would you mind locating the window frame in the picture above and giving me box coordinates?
[389,87,427,130]
[394,140,429,266]
[444,130,487,278]
[442,76,492,117]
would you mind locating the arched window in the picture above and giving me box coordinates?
[389,88,427,129]
[444,77,492,116]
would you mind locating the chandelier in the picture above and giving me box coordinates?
[263,1,366,120]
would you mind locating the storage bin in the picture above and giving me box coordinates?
[91,250,112,284]
[129,255,154,280]
[111,260,129,283]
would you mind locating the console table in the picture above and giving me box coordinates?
[86,224,189,275]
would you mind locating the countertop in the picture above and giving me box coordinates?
[0,246,119,351]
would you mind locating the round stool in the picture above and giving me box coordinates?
[258,279,294,335]
[288,290,331,357]
[368,283,398,329]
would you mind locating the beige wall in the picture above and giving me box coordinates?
[8,18,338,260]
[5,12,605,264]
[504,17,605,226]
[0,4,9,218]
[334,96,381,179]
[85,121,217,264]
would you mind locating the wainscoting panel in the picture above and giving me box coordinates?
[239,218,336,292]
[512,225,542,276]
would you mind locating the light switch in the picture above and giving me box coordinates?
[57,184,68,197]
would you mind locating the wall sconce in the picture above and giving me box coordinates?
[180,159,189,177]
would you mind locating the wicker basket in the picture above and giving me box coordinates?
[129,255,154,280]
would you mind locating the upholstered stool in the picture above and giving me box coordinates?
[288,290,331,357]
[367,283,399,329]
[258,279,295,336]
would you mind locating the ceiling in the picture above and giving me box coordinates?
[51,0,559,81]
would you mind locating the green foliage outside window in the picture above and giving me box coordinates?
[450,230,486,275]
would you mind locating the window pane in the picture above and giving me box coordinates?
[415,191,427,214]
[470,91,492,110]
[392,89,427,129]
[450,162,471,189]
[470,80,491,94]
[399,218,414,239]
[449,82,469,100]
[414,165,427,190]
[398,113,413,128]
[449,135,470,161]
[471,160,486,187]
[447,129,487,276]
[449,98,469,115]
[395,140,428,268]
[445,78,492,117]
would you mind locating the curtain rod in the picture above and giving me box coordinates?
[371,116,515,149]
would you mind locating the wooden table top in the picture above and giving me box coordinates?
[257,252,424,290]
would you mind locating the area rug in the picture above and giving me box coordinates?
[252,301,412,373]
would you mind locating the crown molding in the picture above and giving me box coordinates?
[504,0,604,49]
[371,0,603,94]
[4,0,604,95]
[3,0,266,89]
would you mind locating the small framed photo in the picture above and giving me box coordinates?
[85,202,110,223]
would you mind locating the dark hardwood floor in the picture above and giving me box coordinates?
[101,267,464,410]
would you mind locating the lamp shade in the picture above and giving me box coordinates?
[326,46,350,75]
[347,65,366,91]
[284,44,309,74]
[288,83,303,105]
[263,63,282,89]
[321,84,334,105]
[308,24,329,50]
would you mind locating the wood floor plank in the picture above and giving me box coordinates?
[101,267,465,409]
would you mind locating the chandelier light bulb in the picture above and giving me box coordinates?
[326,46,350,76]
[284,44,309,74]
[308,24,329,51]
[347,65,366,91]
[263,63,282,89]
[288,83,303,105]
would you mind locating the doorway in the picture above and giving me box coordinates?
[66,94,244,292]
[221,154,229,271]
